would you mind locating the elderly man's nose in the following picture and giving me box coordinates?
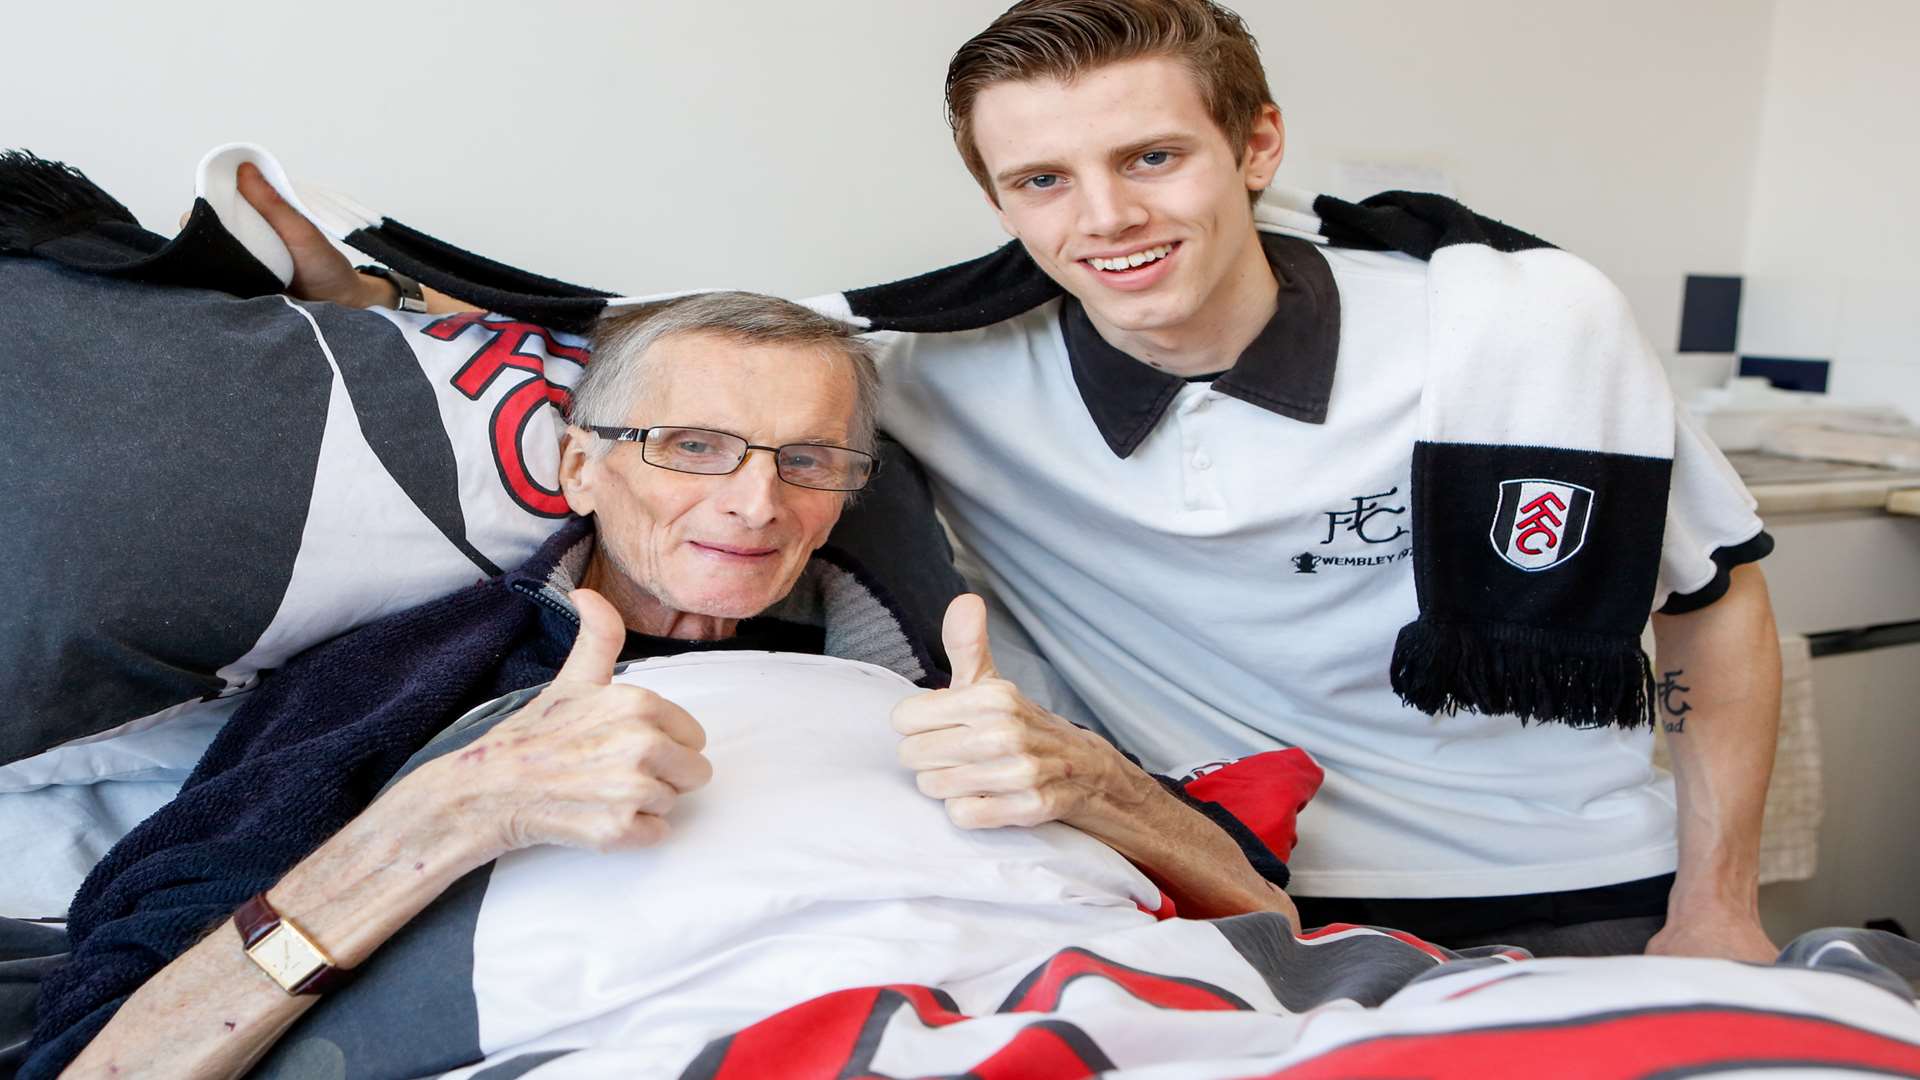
[719,450,783,525]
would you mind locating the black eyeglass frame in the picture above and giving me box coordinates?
[583,425,878,492]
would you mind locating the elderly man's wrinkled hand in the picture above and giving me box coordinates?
[431,588,713,858]
[892,595,1153,831]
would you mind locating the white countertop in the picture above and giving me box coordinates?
[1728,452,1920,516]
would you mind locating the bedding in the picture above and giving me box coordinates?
[0,781,194,922]
[0,698,239,920]
[203,652,1916,1080]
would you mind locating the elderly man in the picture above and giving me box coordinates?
[35,289,1291,1080]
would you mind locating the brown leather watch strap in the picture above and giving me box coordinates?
[233,893,280,948]
[233,892,356,995]
[289,957,357,995]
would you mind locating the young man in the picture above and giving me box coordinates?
[871,0,1780,959]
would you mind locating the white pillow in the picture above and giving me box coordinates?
[261,652,1163,1076]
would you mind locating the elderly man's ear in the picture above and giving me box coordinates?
[558,427,599,517]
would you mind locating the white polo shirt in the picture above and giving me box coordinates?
[876,235,1768,899]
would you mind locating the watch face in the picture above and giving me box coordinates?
[249,924,326,991]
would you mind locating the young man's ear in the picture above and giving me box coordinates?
[557,426,598,517]
[1242,104,1286,193]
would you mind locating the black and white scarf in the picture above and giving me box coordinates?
[13,144,1672,730]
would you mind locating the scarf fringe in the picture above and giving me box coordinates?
[0,150,139,253]
[1391,619,1656,730]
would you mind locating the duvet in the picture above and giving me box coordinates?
[242,652,1920,1079]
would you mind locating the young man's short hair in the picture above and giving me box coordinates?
[944,0,1276,196]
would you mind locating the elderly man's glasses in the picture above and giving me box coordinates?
[585,426,877,492]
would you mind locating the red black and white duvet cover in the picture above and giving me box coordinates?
[238,653,1920,1080]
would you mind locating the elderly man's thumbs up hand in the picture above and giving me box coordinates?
[431,588,713,859]
[943,592,1001,687]
[891,595,1152,831]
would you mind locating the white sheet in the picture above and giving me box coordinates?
[0,697,235,919]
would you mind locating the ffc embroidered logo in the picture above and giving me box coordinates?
[1292,487,1413,573]
[1490,479,1594,571]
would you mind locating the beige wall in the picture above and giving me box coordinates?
[8,1,1772,364]
[1738,0,1920,417]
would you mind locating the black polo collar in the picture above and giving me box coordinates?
[1060,232,1342,458]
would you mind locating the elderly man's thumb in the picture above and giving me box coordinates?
[942,594,999,687]
[558,588,626,685]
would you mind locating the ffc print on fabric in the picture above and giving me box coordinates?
[1489,479,1594,572]
[424,311,589,518]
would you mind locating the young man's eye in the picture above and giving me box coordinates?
[1139,150,1173,167]
[1023,174,1060,190]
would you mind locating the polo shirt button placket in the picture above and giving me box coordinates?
[1177,391,1226,511]
[1185,445,1224,509]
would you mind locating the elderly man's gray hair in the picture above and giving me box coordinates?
[569,291,881,457]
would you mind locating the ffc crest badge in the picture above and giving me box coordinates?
[1490,479,1594,571]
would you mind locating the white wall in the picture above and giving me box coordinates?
[1738,0,1920,417]
[7,1,1771,362]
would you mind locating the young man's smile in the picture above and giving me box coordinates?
[1079,240,1181,289]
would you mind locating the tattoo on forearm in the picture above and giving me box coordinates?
[1657,668,1691,733]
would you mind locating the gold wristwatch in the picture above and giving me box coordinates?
[234,893,354,995]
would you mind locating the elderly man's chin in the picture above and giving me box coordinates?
[676,587,788,623]
[665,550,807,620]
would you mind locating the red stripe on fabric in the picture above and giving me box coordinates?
[1295,922,1449,962]
[703,985,882,1080]
[968,1025,1109,1080]
[1250,1008,1920,1080]
[892,984,969,1028]
[1135,892,1179,921]
[1006,949,1244,1013]
[1373,926,1451,962]
[1442,974,1522,1001]
[1296,922,1367,941]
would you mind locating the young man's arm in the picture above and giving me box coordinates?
[233,162,480,314]
[1645,563,1782,962]
[891,596,1298,923]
